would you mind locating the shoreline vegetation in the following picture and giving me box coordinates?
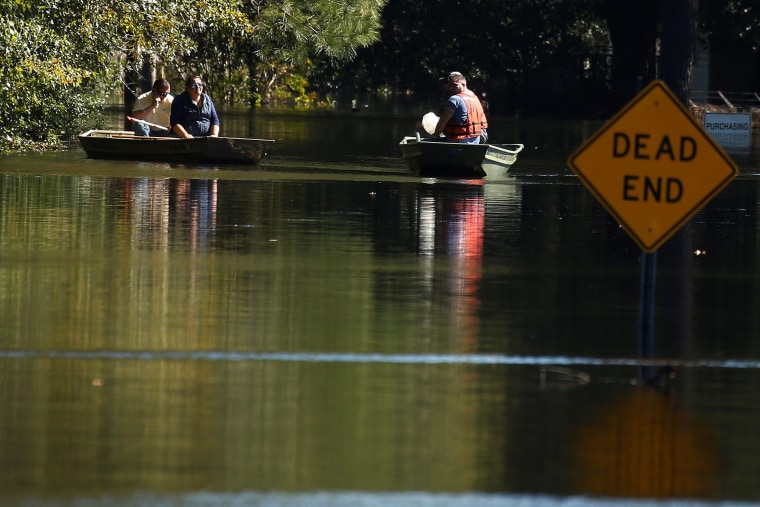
[2,1,757,154]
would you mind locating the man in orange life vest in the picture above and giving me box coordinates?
[431,71,488,144]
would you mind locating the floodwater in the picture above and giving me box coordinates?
[2,108,760,506]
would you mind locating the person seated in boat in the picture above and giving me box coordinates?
[170,75,220,138]
[131,78,173,136]
[431,71,488,144]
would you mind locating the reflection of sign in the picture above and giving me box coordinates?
[704,112,752,148]
[568,80,738,253]
[573,389,717,497]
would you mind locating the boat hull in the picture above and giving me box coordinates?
[398,136,523,177]
[78,130,274,164]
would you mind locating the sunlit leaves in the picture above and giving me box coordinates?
[200,0,386,106]
[0,0,387,149]
[248,0,385,63]
[0,12,106,148]
[701,0,760,51]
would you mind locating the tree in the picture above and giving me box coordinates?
[604,0,661,109]
[701,0,760,52]
[700,0,760,90]
[0,0,248,149]
[0,1,110,149]
[660,0,699,102]
[0,0,386,150]
[310,0,608,117]
[202,0,387,106]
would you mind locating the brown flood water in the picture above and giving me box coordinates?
[1,110,760,506]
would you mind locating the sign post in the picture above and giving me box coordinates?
[567,80,739,370]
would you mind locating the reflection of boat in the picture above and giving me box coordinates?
[78,130,274,164]
[399,135,524,177]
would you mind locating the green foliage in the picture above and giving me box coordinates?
[251,0,385,63]
[2,0,759,150]
[701,0,760,51]
[258,64,321,108]
[1,0,386,150]
[0,12,112,151]
[202,0,386,106]
[310,0,608,116]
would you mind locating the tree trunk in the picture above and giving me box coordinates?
[123,53,154,129]
[659,0,699,103]
[605,0,662,110]
[247,55,260,108]
[123,54,138,130]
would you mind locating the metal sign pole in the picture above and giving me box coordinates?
[567,79,738,387]
[638,250,657,383]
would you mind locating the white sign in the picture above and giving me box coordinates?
[704,112,752,148]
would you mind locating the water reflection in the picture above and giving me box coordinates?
[126,178,219,252]
[4,113,760,505]
[128,179,170,250]
[171,179,218,251]
[417,181,486,350]
[573,388,717,498]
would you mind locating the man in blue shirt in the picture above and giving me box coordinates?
[170,75,220,138]
[432,72,488,144]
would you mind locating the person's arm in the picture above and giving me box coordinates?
[132,95,161,120]
[169,95,192,137]
[433,106,455,138]
[208,98,220,137]
[173,124,192,138]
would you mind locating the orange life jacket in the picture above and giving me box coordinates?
[443,90,488,140]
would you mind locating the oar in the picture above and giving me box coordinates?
[126,115,170,132]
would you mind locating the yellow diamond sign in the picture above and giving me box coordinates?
[567,80,739,253]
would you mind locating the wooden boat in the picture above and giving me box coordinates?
[78,130,274,164]
[399,134,524,177]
